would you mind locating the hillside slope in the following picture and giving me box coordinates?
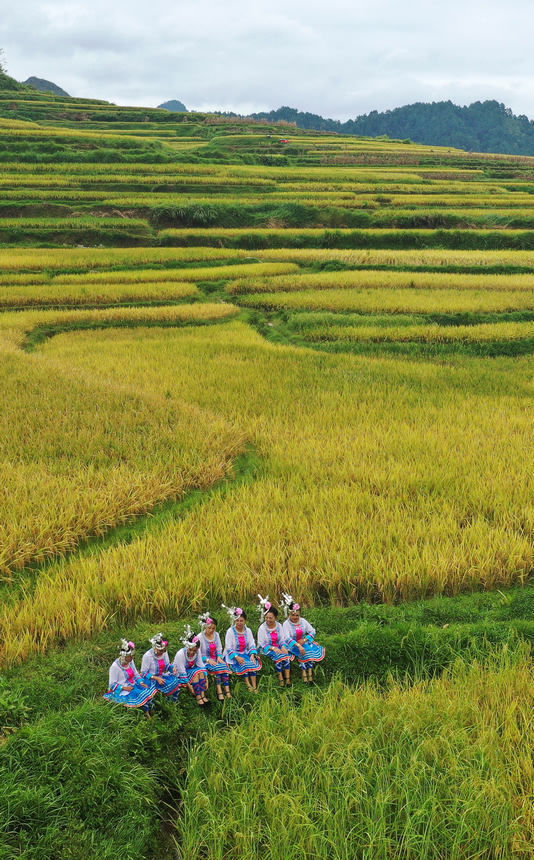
[252,100,534,156]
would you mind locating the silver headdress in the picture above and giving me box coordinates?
[149,632,168,650]
[119,638,136,662]
[221,603,244,624]
[198,611,215,631]
[257,593,273,622]
[180,624,200,649]
[280,592,301,618]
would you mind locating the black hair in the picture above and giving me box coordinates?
[208,616,218,627]
[265,606,278,618]
[237,610,247,621]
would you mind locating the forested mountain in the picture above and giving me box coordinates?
[251,101,534,155]
[23,76,70,96]
[158,99,187,111]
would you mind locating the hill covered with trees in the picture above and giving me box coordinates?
[251,100,534,156]
[23,76,70,96]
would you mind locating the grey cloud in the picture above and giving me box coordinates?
[3,0,534,119]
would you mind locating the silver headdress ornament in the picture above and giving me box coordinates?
[280,592,300,618]
[149,632,168,650]
[198,611,215,631]
[221,603,244,624]
[119,638,136,656]
[257,593,273,622]
[180,624,200,649]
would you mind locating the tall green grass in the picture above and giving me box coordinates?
[179,649,534,860]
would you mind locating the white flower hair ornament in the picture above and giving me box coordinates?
[221,603,244,624]
[257,593,273,622]
[281,592,300,618]
[180,624,201,649]
[198,611,215,631]
[149,632,168,650]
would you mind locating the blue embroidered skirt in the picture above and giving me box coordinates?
[203,655,231,676]
[177,665,207,686]
[149,669,183,696]
[104,679,157,709]
[227,653,262,676]
[262,645,293,669]
[287,637,325,667]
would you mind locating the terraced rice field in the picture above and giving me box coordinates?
[1,77,533,860]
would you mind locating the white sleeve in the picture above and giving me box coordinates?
[282,619,294,642]
[196,650,206,669]
[303,618,316,637]
[108,663,122,687]
[216,632,223,654]
[224,628,235,656]
[173,650,185,676]
[278,623,288,646]
[140,651,153,675]
[257,623,268,649]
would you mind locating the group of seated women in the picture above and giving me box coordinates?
[104,594,325,714]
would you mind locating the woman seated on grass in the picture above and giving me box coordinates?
[223,605,262,692]
[281,593,325,684]
[256,595,293,687]
[173,627,209,707]
[198,613,232,701]
[104,639,157,714]
[140,632,182,702]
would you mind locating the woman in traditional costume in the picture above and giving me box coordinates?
[198,613,232,701]
[256,595,293,687]
[281,593,325,683]
[141,633,182,702]
[223,605,261,692]
[173,626,209,707]
[104,639,157,714]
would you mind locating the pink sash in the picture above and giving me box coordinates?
[125,665,136,684]
[270,629,279,646]
[237,634,247,652]
[157,657,166,674]
[208,641,217,660]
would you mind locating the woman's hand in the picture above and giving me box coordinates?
[154,676,165,685]
[122,684,133,692]
[236,655,246,665]
[299,645,306,657]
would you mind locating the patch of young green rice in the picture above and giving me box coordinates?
[179,651,534,860]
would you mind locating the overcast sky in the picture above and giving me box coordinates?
[2,0,534,119]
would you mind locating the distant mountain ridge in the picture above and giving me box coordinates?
[23,77,70,96]
[250,101,534,156]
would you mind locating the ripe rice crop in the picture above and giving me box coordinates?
[0,280,200,309]
[255,247,534,270]
[179,653,534,859]
[1,320,533,664]
[0,304,243,579]
[238,287,534,314]
[0,246,250,272]
[53,262,299,285]
[305,320,534,344]
[229,268,534,294]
